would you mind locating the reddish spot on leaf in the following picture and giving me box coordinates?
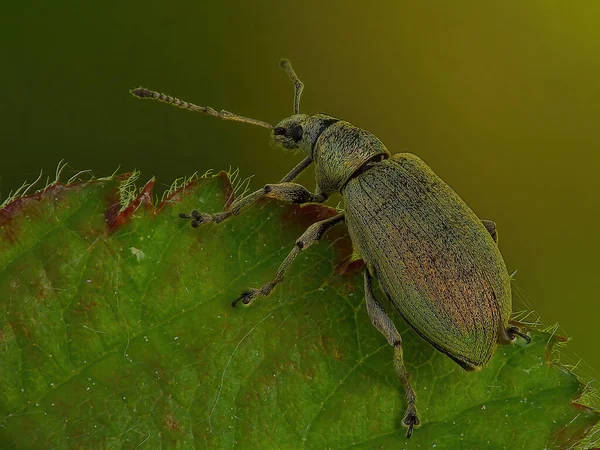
[164,415,184,433]
[106,179,155,233]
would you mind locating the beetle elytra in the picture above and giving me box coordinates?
[131,59,530,438]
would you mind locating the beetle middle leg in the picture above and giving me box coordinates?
[364,269,420,438]
[231,213,344,307]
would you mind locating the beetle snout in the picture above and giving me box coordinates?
[272,127,288,147]
[272,127,298,150]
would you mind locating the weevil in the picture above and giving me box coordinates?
[131,59,530,438]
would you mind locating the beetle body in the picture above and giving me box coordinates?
[133,59,528,438]
[344,152,512,369]
[278,114,513,369]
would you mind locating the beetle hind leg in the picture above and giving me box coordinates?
[395,342,420,438]
[506,326,531,344]
[364,270,420,438]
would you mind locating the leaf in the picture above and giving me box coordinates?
[0,172,598,449]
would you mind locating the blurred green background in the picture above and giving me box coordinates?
[1,2,599,376]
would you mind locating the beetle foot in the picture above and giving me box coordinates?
[403,410,420,439]
[507,326,531,344]
[179,210,213,228]
[231,288,261,307]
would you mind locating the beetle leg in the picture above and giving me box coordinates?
[180,156,316,227]
[363,270,420,438]
[180,182,327,227]
[506,326,531,344]
[231,213,345,307]
[480,219,498,243]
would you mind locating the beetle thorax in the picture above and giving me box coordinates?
[272,114,390,195]
[313,121,390,195]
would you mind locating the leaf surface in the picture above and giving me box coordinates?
[0,173,598,449]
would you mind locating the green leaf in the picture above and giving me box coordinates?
[1,172,598,449]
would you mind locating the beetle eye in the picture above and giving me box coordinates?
[290,125,303,142]
[274,127,286,136]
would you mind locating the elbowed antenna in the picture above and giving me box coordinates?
[280,59,303,115]
[130,87,274,129]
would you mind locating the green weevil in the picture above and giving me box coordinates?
[131,59,530,438]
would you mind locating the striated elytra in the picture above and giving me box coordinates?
[132,59,530,439]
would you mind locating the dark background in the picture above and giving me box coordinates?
[2,2,599,375]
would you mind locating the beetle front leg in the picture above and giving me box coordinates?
[180,156,317,227]
[231,213,344,307]
[364,269,420,438]
[180,182,326,227]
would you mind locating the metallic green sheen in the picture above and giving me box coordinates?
[313,121,390,196]
[343,152,512,370]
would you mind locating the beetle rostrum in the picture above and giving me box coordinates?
[131,59,530,439]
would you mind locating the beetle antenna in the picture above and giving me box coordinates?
[280,59,304,114]
[130,87,274,129]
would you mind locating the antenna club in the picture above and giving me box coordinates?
[279,58,304,114]
[130,87,153,98]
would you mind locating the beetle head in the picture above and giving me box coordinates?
[273,114,340,156]
[272,114,309,150]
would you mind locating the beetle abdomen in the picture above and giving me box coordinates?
[343,153,512,369]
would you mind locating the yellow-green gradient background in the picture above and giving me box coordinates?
[2,2,599,375]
